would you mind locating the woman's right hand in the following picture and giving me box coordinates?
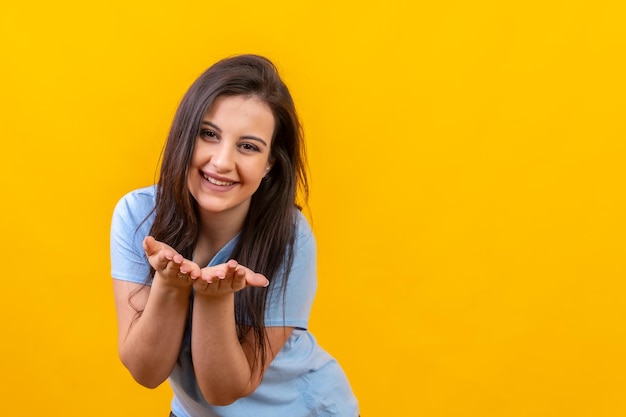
[142,236,201,287]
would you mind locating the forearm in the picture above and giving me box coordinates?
[191,293,254,405]
[119,278,190,388]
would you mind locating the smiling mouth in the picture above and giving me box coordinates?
[203,173,235,186]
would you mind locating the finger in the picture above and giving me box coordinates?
[143,236,178,261]
[230,266,247,290]
[193,278,213,293]
[143,237,176,271]
[179,259,201,279]
[237,266,270,288]
[223,260,238,278]
[142,236,160,256]
[200,267,222,284]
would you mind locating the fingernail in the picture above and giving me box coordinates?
[263,279,270,288]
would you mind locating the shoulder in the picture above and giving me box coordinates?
[293,209,317,262]
[290,209,316,264]
[264,210,318,327]
[113,185,157,221]
[114,185,157,214]
[111,185,157,237]
[293,209,313,240]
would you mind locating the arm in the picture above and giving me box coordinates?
[189,215,318,405]
[112,237,199,388]
[189,262,293,406]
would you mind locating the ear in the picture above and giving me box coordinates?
[264,160,273,177]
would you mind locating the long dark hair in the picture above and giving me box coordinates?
[148,54,308,371]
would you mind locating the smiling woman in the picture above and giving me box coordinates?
[109,55,359,417]
[187,95,275,234]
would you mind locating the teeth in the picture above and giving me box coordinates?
[204,174,234,186]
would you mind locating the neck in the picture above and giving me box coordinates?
[194,208,247,266]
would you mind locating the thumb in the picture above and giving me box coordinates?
[142,236,159,256]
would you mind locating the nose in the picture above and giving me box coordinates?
[209,142,235,172]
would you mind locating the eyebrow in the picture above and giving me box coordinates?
[201,121,268,147]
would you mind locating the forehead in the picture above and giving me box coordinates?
[204,95,271,117]
[201,95,276,141]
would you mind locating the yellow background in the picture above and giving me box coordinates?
[1,0,625,415]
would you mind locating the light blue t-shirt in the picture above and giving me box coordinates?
[110,186,359,417]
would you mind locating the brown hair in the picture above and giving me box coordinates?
[148,54,308,371]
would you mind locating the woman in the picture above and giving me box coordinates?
[110,54,359,417]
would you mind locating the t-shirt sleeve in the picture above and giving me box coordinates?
[110,188,155,284]
[264,212,318,329]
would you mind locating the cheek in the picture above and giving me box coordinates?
[189,149,200,166]
[187,166,201,192]
[244,160,271,179]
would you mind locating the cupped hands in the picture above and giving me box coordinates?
[142,236,269,296]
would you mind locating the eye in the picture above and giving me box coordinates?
[199,129,219,141]
[239,142,260,152]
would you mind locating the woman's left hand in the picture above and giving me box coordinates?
[192,260,269,298]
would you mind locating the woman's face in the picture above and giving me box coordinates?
[187,95,275,225]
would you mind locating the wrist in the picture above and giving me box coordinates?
[152,272,193,299]
[192,291,235,313]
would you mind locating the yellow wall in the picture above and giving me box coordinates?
[1,1,625,415]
